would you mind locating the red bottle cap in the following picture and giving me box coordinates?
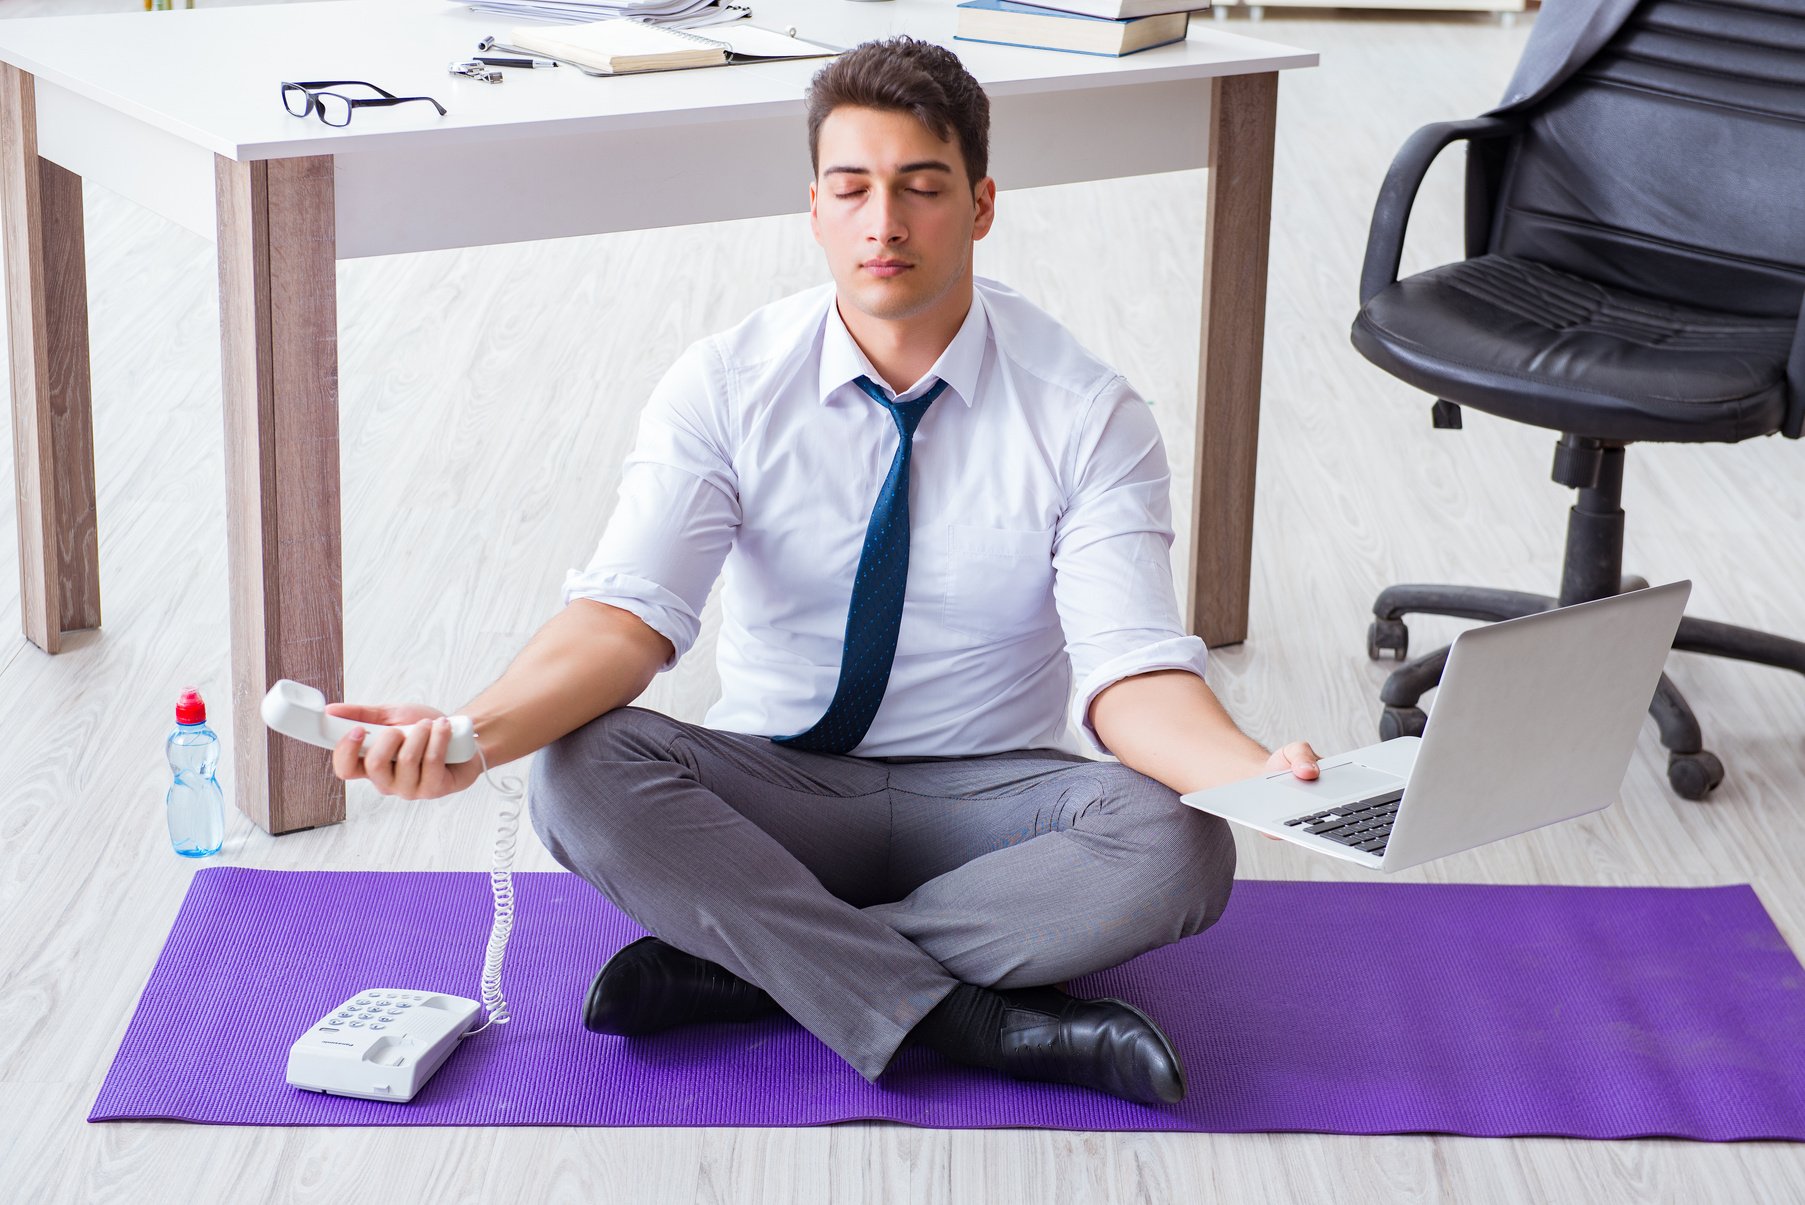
[176,688,207,725]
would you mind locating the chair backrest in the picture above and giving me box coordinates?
[1488,0,1805,319]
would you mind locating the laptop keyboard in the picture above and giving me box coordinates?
[1282,788,1405,856]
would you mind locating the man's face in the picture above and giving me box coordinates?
[809,105,996,325]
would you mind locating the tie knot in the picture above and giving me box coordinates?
[854,375,949,438]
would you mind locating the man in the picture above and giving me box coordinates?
[328,37,1320,1107]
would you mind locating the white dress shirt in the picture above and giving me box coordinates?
[562,275,1208,758]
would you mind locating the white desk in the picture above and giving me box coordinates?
[0,0,1314,832]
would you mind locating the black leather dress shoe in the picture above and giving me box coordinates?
[582,936,781,1037]
[995,986,1186,1106]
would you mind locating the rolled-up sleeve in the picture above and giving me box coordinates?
[1052,376,1208,756]
[561,341,741,672]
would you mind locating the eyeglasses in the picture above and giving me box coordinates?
[280,80,447,127]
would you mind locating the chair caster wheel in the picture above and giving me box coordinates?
[1667,750,1724,801]
[1379,706,1427,740]
[1368,619,1409,661]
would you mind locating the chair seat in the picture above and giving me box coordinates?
[1351,255,1796,442]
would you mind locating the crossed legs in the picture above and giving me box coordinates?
[528,706,1236,1082]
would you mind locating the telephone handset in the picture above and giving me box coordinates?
[262,679,523,1102]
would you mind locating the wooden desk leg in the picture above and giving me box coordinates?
[1189,71,1278,649]
[215,154,344,835]
[0,65,101,655]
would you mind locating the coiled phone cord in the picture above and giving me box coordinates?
[461,741,524,1036]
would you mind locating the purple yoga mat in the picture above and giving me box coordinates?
[91,868,1805,1138]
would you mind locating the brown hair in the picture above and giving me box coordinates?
[804,36,990,191]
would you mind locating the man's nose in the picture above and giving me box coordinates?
[867,190,907,244]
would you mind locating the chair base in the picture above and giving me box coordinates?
[1365,576,1805,800]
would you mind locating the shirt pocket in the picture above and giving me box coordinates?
[942,522,1056,642]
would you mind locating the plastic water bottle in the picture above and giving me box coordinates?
[167,688,225,858]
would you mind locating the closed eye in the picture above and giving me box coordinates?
[833,188,941,199]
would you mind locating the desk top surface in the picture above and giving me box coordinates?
[0,0,1315,160]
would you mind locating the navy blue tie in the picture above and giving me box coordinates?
[774,374,950,755]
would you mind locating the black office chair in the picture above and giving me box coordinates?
[1349,0,1805,801]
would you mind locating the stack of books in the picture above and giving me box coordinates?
[953,0,1208,58]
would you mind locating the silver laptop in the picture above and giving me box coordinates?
[1180,581,1691,872]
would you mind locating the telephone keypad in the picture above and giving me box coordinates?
[318,993,431,1040]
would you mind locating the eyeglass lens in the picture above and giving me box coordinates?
[314,93,352,126]
[281,84,313,118]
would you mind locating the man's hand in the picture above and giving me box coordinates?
[1265,741,1321,780]
[324,702,487,801]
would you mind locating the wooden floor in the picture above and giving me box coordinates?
[3,2,1804,1201]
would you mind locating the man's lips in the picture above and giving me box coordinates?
[864,261,911,277]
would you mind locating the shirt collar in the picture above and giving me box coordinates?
[817,287,988,408]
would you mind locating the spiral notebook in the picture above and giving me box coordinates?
[507,17,841,74]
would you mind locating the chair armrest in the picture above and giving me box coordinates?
[1785,296,1805,439]
[1358,116,1522,307]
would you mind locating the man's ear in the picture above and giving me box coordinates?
[971,176,997,241]
[808,178,821,243]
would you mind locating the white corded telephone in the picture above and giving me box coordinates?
[261,679,523,1102]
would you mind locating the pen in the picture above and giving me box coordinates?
[474,55,559,69]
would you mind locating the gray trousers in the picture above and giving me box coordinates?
[528,705,1237,1082]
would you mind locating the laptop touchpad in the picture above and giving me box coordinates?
[1275,764,1401,801]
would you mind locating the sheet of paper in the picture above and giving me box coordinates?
[708,23,842,59]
